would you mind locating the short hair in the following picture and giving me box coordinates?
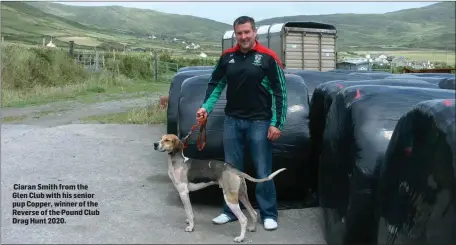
[233,16,256,31]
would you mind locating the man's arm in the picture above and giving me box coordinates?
[200,55,227,114]
[266,56,287,131]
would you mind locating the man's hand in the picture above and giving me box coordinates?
[267,126,281,141]
[196,108,207,122]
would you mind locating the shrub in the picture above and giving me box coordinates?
[1,43,218,92]
[1,44,89,90]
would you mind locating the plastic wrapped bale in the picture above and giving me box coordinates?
[178,74,312,203]
[166,69,214,135]
[283,68,301,74]
[318,85,455,245]
[347,72,392,79]
[308,79,438,199]
[328,70,391,74]
[287,70,354,98]
[386,75,451,85]
[177,65,214,73]
[388,74,420,78]
[439,77,456,90]
[178,74,223,160]
[407,73,456,79]
[376,99,456,245]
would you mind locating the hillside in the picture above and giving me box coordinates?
[26,2,230,42]
[0,1,115,48]
[258,2,455,50]
[1,1,229,52]
[1,2,455,51]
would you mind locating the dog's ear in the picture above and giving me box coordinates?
[172,137,184,153]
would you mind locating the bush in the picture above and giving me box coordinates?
[1,44,89,90]
[156,49,218,68]
[103,53,155,79]
[1,44,218,92]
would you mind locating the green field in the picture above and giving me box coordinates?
[1,1,455,52]
[384,51,455,65]
[343,50,456,65]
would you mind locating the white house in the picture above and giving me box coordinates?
[185,43,201,50]
[46,40,56,48]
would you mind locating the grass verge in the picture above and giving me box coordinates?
[81,101,167,125]
[2,71,171,108]
[0,115,27,123]
[0,108,70,123]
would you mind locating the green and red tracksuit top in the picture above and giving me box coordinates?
[201,40,288,130]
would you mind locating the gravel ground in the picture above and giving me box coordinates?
[1,123,326,244]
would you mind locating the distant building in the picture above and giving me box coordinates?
[185,43,200,50]
[336,59,371,71]
[392,57,408,67]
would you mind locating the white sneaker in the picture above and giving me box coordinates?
[264,218,278,230]
[212,214,234,224]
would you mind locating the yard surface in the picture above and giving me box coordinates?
[1,124,325,244]
[1,88,325,244]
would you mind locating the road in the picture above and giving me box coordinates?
[1,92,162,127]
[1,123,326,244]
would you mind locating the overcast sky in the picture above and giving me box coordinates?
[58,1,437,24]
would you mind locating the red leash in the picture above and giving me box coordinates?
[183,114,207,151]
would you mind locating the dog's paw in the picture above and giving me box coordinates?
[233,236,244,243]
[247,226,256,232]
[185,225,194,232]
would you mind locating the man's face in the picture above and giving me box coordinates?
[234,22,256,50]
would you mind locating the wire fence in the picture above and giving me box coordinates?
[72,51,181,79]
[0,41,216,80]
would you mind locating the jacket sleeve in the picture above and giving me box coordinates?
[266,56,287,130]
[201,54,227,114]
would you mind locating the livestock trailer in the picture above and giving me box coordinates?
[222,21,338,71]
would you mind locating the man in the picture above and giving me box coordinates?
[195,16,287,231]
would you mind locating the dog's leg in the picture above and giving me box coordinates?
[176,183,195,232]
[224,191,248,243]
[239,179,258,232]
[187,181,217,191]
[184,182,217,224]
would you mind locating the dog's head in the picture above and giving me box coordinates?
[153,134,184,154]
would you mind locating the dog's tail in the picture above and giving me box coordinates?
[231,168,287,183]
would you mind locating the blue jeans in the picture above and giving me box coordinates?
[222,116,278,222]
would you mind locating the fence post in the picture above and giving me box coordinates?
[95,52,99,72]
[68,41,74,57]
[154,52,158,81]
